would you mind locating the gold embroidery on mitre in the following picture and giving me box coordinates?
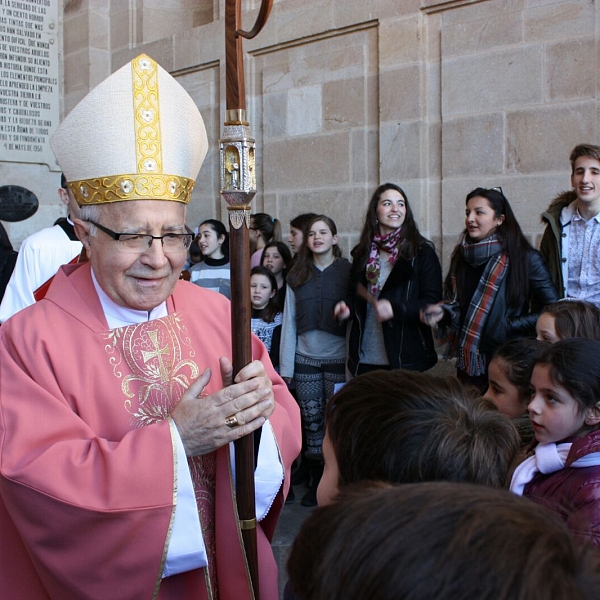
[132,55,163,176]
[103,313,199,427]
[69,174,194,205]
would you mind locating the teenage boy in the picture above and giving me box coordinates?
[540,144,600,307]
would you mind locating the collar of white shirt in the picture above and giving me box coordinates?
[90,268,168,329]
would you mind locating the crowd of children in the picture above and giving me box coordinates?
[182,142,600,597]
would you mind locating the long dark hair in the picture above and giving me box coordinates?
[287,215,341,288]
[445,187,533,309]
[351,183,430,272]
[250,266,280,322]
[251,212,282,244]
[199,219,229,260]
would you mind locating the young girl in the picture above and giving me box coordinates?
[422,187,558,391]
[536,299,600,343]
[188,219,231,298]
[484,338,549,445]
[250,266,282,370]
[510,338,600,546]
[249,212,282,268]
[261,240,292,312]
[280,215,351,507]
[337,183,442,375]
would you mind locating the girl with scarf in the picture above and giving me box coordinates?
[422,187,558,391]
[336,183,443,376]
[510,338,600,547]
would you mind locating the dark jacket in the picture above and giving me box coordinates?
[539,190,577,298]
[448,248,559,358]
[347,242,442,374]
[524,429,600,547]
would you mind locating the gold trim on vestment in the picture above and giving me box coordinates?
[69,174,194,205]
[132,55,163,176]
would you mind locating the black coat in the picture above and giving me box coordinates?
[455,248,559,356]
[347,242,443,374]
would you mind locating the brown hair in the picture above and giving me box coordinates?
[325,369,519,489]
[351,182,431,271]
[250,266,280,322]
[570,144,600,173]
[287,215,342,288]
[287,481,600,600]
[541,300,600,342]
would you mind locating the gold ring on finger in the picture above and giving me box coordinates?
[225,414,239,429]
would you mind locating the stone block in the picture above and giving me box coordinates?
[351,127,378,186]
[500,173,568,236]
[275,186,367,237]
[380,64,422,121]
[88,11,110,50]
[441,9,523,58]
[506,102,596,173]
[264,132,351,190]
[332,0,420,26]
[64,13,90,56]
[442,46,543,116]
[380,120,423,182]
[110,9,131,51]
[525,0,595,42]
[323,77,370,131]
[142,9,194,43]
[263,92,288,140]
[88,49,111,88]
[440,0,525,24]
[380,16,422,67]
[442,113,505,177]
[173,20,223,69]
[64,49,91,95]
[546,37,595,102]
[274,0,335,45]
[287,86,322,136]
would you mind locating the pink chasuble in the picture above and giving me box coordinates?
[0,263,301,600]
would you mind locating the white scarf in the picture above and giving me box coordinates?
[510,442,600,496]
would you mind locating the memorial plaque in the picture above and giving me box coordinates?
[0,184,38,221]
[0,0,59,169]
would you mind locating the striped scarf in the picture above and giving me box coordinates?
[453,236,508,376]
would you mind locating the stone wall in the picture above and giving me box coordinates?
[5,0,596,262]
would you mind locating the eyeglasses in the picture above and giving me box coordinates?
[491,186,504,195]
[86,220,193,253]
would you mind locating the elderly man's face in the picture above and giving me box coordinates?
[77,200,187,311]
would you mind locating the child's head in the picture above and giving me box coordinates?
[289,212,317,254]
[198,219,228,260]
[537,300,600,343]
[288,482,600,600]
[250,266,277,311]
[261,241,292,277]
[529,338,600,444]
[305,215,341,259]
[317,370,520,505]
[484,339,550,419]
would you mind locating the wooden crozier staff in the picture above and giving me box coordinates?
[219,1,273,597]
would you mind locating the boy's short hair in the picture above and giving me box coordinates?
[569,144,600,173]
[288,481,600,600]
[325,369,519,488]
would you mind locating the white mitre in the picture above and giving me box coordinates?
[51,54,208,205]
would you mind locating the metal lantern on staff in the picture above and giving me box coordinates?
[219,1,274,598]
